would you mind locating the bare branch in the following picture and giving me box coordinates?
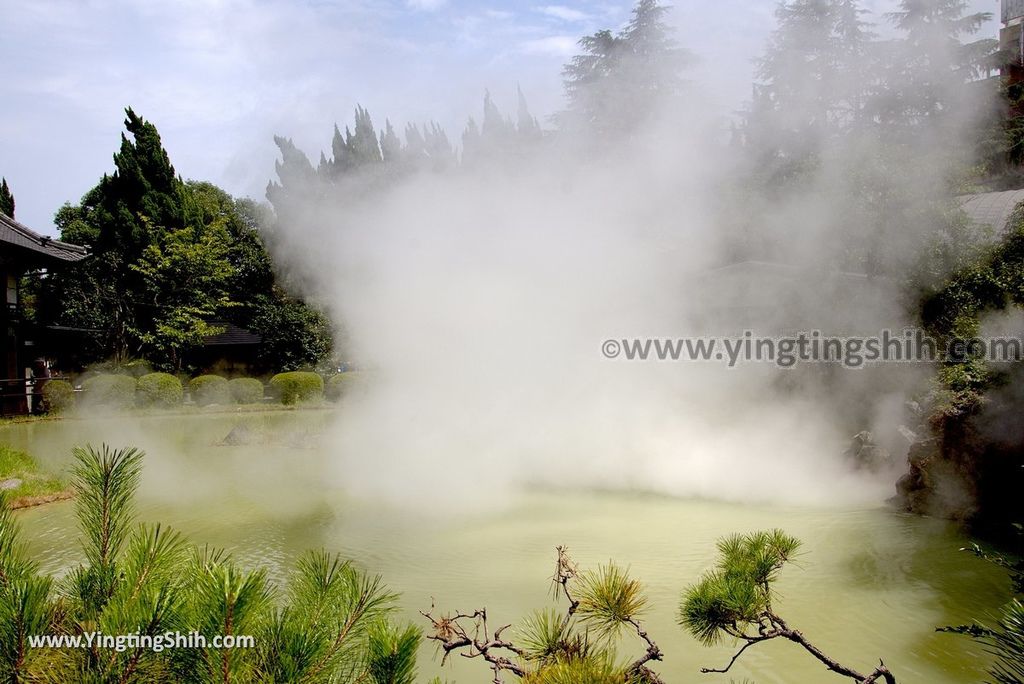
[421,605,526,680]
[624,616,664,680]
[552,545,580,633]
[701,633,776,674]
[701,610,896,684]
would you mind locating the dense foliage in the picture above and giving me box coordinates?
[269,371,324,405]
[892,202,1024,524]
[32,111,332,374]
[136,372,184,408]
[41,379,74,414]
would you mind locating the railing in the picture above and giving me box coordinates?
[0,376,71,416]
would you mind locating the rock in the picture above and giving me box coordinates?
[897,425,918,445]
[221,424,258,446]
[843,431,891,471]
[0,478,23,491]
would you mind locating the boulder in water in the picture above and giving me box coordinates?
[843,431,891,471]
[221,424,258,446]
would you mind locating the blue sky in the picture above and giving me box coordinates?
[0,0,1000,234]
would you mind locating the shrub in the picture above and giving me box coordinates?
[136,373,183,409]
[189,375,230,406]
[81,374,137,410]
[229,378,264,404]
[325,372,360,401]
[88,359,152,378]
[269,372,323,405]
[42,379,75,413]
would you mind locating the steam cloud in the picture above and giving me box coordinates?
[261,4,994,509]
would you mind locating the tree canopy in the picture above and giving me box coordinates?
[37,109,332,373]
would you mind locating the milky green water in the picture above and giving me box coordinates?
[3,412,1011,683]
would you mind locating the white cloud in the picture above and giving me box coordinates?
[538,5,590,23]
[519,35,578,57]
[407,0,447,10]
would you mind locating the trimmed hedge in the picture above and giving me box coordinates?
[42,380,75,413]
[326,373,358,401]
[82,374,137,410]
[189,375,230,406]
[268,372,323,405]
[137,373,183,409]
[229,378,264,404]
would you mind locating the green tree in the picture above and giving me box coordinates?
[130,218,235,370]
[462,90,544,165]
[680,530,896,683]
[38,111,331,372]
[0,178,14,218]
[249,292,334,372]
[42,108,186,360]
[875,0,996,131]
[560,0,692,135]
[744,0,874,180]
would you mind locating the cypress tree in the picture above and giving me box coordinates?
[0,178,14,218]
[380,119,403,165]
[348,105,383,167]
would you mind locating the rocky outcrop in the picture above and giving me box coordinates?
[843,431,891,471]
[891,398,1023,530]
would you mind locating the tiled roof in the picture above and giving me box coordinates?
[0,212,88,263]
[958,190,1024,233]
[204,320,262,346]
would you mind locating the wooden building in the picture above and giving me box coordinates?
[0,211,88,414]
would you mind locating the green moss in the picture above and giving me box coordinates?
[189,375,230,406]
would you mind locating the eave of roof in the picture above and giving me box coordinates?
[203,319,262,346]
[0,212,89,263]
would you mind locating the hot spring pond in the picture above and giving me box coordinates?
[4,411,1010,683]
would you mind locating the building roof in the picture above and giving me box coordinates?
[1005,0,1024,24]
[958,189,1024,233]
[204,320,262,346]
[701,260,882,283]
[0,212,89,263]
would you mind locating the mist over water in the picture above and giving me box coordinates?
[262,119,866,506]
[255,1,1001,510]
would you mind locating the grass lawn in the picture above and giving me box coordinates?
[0,444,71,509]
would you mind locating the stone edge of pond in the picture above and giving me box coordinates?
[9,489,74,511]
[0,403,337,426]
